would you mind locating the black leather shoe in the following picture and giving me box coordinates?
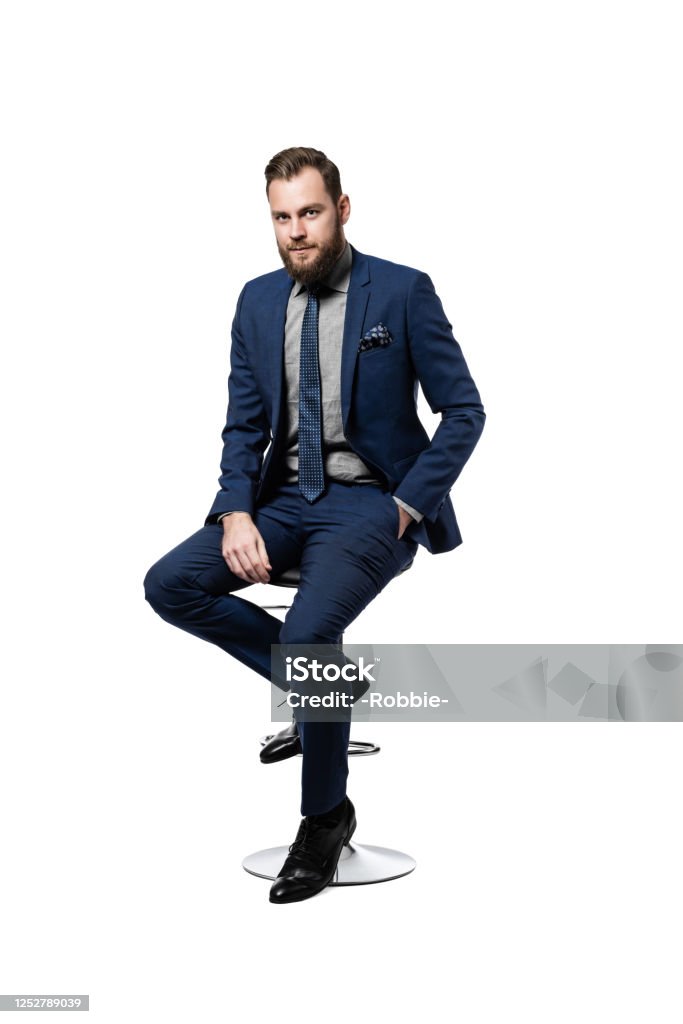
[260,673,369,764]
[260,719,301,764]
[269,797,357,904]
[351,676,370,704]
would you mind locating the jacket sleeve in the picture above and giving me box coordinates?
[205,285,271,524]
[393,272,486,523]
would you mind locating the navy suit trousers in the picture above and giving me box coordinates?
[144,480,418,815]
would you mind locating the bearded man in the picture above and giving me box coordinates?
[144,146,486,903]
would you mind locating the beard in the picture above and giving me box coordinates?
[277,215,346,287]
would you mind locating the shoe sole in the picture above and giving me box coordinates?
[259,743,302,764]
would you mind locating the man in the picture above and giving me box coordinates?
[144,147,485,904]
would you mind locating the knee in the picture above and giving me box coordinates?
[143,560,165,611]
[143,557,187,614]
[278,621,342,646]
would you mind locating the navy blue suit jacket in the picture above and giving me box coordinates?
[206,244,485,554]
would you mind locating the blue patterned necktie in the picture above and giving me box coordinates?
[298,283,325,502]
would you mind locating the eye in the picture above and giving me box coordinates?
[305,209,318,217]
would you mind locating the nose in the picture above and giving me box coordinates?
[289,217,306,241]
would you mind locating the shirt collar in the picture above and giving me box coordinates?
[291,240,352,297]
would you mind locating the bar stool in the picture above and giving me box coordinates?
[257,561,380,758]
[242,561,416,887]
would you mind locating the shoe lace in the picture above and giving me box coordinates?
[287,816,333,866]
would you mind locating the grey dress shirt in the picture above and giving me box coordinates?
[219,241,423,524]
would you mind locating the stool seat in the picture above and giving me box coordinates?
[268,564,302,588]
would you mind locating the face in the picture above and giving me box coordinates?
[268,166,351,286]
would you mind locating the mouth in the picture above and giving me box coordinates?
[290,246,313,253]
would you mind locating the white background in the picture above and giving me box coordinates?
[1,1,682,1021]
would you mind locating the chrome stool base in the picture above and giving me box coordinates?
[242,842,416,885]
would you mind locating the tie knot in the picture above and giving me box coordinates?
[306,282,320,298]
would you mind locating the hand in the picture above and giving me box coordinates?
[221,513,272,583]
[397,505,414,539]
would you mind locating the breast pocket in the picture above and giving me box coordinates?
[359,341,395,358]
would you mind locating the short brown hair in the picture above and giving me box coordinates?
[264,147,342,204]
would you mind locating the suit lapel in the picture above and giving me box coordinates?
[340,245,371,431]
[268,270,295,433]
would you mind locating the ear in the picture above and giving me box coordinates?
[338,193,351,226]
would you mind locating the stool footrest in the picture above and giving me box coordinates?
[259,734,380,756]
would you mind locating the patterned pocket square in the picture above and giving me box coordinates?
[358,322,394,353]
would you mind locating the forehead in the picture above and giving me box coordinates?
[268,166,330,211]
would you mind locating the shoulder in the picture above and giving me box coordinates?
[240,265,292,299]
[352,247,430,291]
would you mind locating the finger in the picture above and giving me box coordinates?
[225,545,257,582]
[255,535,272,573]
[233,548,261,583]
[244,542,270,583]
[223,549,249,582]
